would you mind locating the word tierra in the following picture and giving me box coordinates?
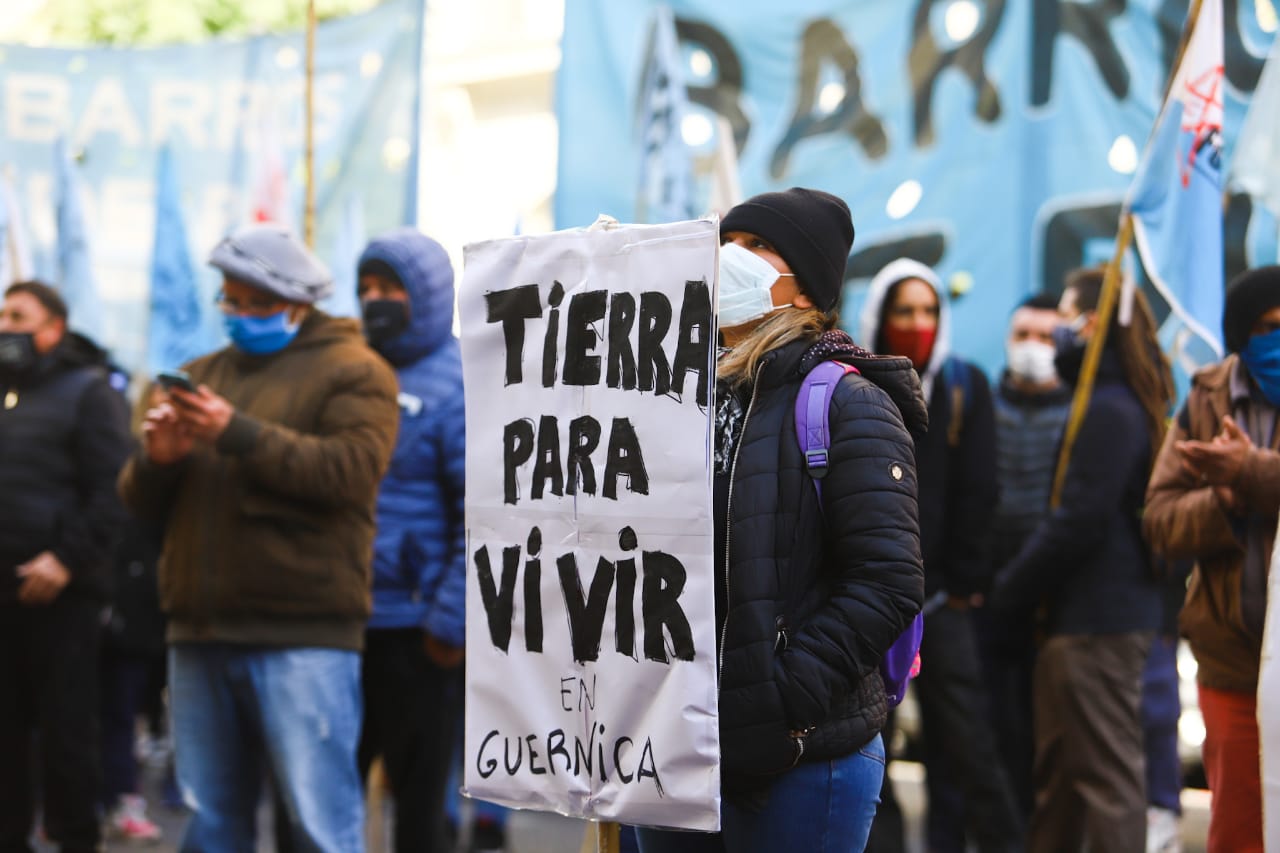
[485,279,712,407]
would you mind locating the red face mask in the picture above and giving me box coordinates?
[882,326,937,371]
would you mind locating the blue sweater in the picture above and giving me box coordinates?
[360,229,466,644]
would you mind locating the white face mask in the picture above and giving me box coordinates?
[718,242,793,328]
[1006,340,1058,385]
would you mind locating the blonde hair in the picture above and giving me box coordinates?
[717,306,838,389]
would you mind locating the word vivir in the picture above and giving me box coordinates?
[485,279,712,407]
[474,526,695,664]
[475,723,664,794]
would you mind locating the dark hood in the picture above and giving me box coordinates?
[16,330,120,389]
[1055,338,1125,388]
[357,228,455,366]
[799,329,930,446]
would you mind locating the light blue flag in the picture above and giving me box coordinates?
[322,194,365,319]
[147,145,208,373]
[635,4,695,224]
[1229,37,1280,262]
[54,137,105,340]
[1127,0,1225,358]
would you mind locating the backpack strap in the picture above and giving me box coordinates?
[943,356,971,448]
[795,360,860,502]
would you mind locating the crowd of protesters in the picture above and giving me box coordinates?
[1,184,1279,853]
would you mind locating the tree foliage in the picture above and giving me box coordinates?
[31,0,382,45]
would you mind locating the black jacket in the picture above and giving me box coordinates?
[0,333,132,602]
[916,360,998,596]
[717,335,925,786]
[989,346,1163,635]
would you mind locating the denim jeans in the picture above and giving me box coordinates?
[635,734,885,853]
[169,644,365,853]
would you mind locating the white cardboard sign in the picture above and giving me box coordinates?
[459,218,721,832]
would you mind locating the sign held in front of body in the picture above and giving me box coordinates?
[459,217,721,832]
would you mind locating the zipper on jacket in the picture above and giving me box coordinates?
[718,380,759,683]
[789,726,813,766]
[774,615,790,654]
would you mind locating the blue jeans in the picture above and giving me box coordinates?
[1141,634,1182,814]
[169,644,365,853]
[635,734,885,853]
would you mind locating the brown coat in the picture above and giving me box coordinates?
[1144,356,1280,692]
[119,311,399,651]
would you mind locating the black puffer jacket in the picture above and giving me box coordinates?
[0,332,132,602]
[718,334,926,787]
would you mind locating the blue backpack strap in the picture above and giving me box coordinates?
[943,356,971,448]
[795,360,859,503]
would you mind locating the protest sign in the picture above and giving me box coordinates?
[459,218,720,832]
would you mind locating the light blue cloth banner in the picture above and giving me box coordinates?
[148,143,209,374]
[0,0,423,374]
[556,0,1277,373]
[54,135,104,341]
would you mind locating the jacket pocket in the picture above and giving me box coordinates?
[228,490,344,610]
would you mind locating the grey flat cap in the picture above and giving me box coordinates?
[208,223,333,304]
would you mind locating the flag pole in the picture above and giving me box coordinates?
[1049,0,1205,508]
[304,0,317,248]
[580,821,621,853]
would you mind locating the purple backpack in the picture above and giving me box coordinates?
[794,360,924,708]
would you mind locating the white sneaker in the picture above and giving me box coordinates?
[1146,806,1181,853]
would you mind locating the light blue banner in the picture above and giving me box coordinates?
[557,0,1277,372]
[0,0,423,375]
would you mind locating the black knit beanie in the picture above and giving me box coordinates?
[720,187,854,312]
[1223,265,1280,353]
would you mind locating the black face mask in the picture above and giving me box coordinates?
[0,332,37,378]
[362,300,411,348]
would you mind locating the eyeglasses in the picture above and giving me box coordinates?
[214,292,288,317]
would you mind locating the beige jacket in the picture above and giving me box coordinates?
[1144,356,1280,692]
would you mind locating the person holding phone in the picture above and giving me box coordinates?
[118,223,400,853]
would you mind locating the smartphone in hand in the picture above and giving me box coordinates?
[155,370,197,394]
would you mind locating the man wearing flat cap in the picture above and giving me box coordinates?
[118,223,399,852]
[1145,265,1280,853]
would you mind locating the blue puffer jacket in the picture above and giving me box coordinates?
[360,228,466,644]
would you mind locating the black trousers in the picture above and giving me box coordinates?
[866,606,1024,853]
[0,599,103,853]
[358,628,463,853]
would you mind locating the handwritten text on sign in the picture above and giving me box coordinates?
[460,219,721,831]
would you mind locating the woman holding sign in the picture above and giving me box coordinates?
[635,188,926,853]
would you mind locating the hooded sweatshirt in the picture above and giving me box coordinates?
[857,259,998,596]
[357,229,467,644]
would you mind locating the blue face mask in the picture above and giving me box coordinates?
[1241,327,1280,407]
[223,309,301,355]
